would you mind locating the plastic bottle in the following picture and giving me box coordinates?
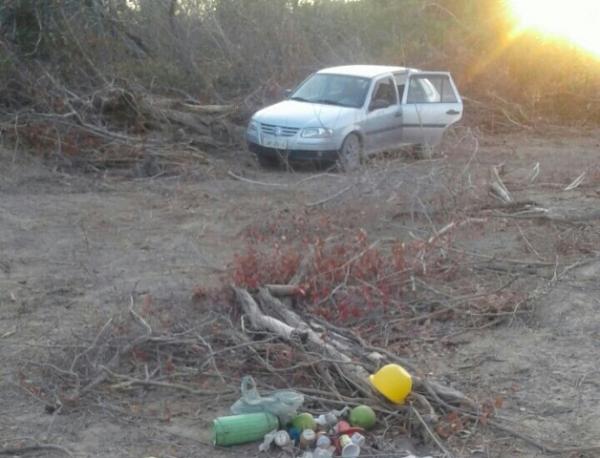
[213,412,279,446]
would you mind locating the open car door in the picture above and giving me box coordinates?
[401,72,462,147]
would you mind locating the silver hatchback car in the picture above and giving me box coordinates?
[246,65,463,169]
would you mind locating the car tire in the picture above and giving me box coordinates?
[337,133,362,172]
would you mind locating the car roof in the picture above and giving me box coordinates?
[317,65,417,78]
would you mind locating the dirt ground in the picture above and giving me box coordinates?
[1,127,599,457]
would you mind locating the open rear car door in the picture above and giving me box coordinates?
[401,72,462,147]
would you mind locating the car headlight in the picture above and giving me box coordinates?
[301,127,333,138]
[247,120,259,133]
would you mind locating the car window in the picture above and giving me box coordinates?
[291,74,371,108]
[406,75,457,103]
[393,73,407,101]
[371,77,397,105]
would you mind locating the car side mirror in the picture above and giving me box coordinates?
[284,89,293,98]
[369,99,390,111]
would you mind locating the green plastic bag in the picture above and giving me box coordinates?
[230,376,304,424]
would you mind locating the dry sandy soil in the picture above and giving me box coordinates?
[1,127,599,457]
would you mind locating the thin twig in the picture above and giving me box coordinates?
[101,366,233,396]
[227,170,288,187]
[564,171,585,191]
[306,184,353,207]
[516,223,543,260]
[80,297,152,394]
[411,405,453,457]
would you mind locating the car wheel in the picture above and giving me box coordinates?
[337,133,362,172]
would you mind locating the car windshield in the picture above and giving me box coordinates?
[290,74,371,108]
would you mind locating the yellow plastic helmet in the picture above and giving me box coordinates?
[369,364,413,404]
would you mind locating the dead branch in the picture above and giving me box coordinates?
[180,103,235,114]
[265,284,303,297]
[227,170,288,187]
[235,286,476,412]
[411,405,453,457]
[244,287,373,395]
[486,419,600,455]
[564,172,585,191]
[0,443,73,457]
[306,184,354,207]
[102,366,233,396]
[489,165,512,203]
[528,162,540,182]
[234,287,298,340]
[80,297,152,395]
[156,108,211,135]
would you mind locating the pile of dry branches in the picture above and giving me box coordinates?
[19,214,544,455]
[20,280,567,456]
[1,73,243,173]
[23,291,475,455]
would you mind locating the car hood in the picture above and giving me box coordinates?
[253,100,359,128]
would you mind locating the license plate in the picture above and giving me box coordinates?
[261,134,287,149]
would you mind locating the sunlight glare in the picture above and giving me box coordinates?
[508,0,600,56]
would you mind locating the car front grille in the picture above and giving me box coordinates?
[260,123,300,137]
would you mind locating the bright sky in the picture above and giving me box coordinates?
[508,0,600,56]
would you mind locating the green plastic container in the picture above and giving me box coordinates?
[213,412,279,446]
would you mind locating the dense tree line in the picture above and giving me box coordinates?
[1,0,599,122]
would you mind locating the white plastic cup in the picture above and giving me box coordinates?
[351,432,365,447]
[341,443,360,457]
[314,448,334,457]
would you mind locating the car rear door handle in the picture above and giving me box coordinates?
[446,109,461,115]
[395,111,402,117]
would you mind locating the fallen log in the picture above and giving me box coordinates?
[234,288,298,341]
[235,287,373,395]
